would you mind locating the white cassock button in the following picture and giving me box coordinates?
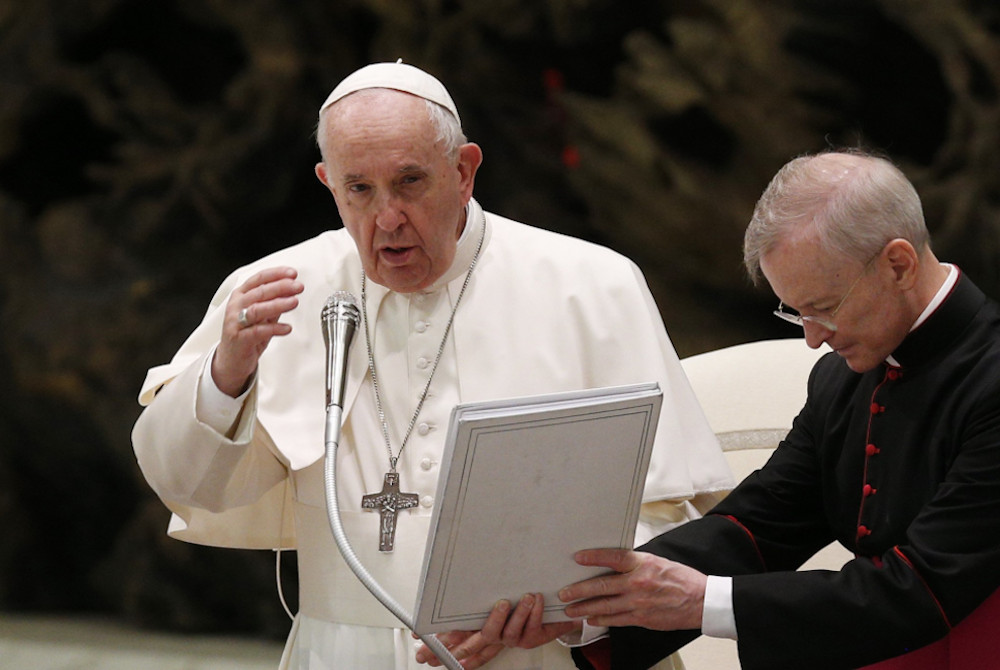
[415,321,428,333]
[420,457,433,471]
[421,495,434,508]
[416,357,429,369]
[417,422,431,436]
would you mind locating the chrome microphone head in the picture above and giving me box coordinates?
[322,291,360,342]
[322,291,360,409]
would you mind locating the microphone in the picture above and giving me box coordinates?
[319,290,464,670]
[321,291,360,410]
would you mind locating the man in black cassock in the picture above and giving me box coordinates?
[554,151,1000,670]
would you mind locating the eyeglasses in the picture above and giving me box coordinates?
[773,253,878,333]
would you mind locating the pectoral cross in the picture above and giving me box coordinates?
[362,472,420,552]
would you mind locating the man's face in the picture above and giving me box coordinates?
[761,231,910,373]
[315,90,480,293]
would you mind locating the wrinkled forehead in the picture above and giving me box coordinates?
[319,61,460,125]
[762,229,861,299]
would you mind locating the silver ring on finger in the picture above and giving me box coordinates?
[237,307,252,328]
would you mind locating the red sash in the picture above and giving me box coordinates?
[859,587,1000,669]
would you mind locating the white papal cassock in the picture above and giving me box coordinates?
[132,199,734,669]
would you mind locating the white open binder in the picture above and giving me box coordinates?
[412,382,662,634]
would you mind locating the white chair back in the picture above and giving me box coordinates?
[677,339,849,670]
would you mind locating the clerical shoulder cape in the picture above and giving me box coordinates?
[133,198,732,561]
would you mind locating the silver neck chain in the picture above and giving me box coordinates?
[361,212,486,472]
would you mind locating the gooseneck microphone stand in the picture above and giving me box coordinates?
[321,293,463,670]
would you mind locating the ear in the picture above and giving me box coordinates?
[883,238,919,290]
[315,162,331,190]
[456,143,483,203]
[315,161,343,209]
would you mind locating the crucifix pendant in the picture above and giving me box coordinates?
[361,472,420,552]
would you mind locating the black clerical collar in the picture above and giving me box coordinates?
[890,272,986,368]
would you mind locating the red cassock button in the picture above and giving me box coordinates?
[863,484,877,497]
[887,369,901,381]
[866,444,880,456]
[870,403,882,414]
[857,525,872,539]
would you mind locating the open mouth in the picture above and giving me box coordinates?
[379,246,414,265]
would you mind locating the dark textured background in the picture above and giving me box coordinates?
[1,0,998,641]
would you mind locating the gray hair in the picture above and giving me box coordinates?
[743,150,929,285]
[422,97,466,160]
[316,90,466,164]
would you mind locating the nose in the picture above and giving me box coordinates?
[803,321,833,349]
[374,193,405,232]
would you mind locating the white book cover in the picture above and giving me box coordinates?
[412,382,662,634]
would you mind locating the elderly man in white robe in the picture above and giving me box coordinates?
[131,61,733,670]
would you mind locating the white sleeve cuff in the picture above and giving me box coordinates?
[557,621,608,648]
[196,349,255,434]
[702,575,738,640]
